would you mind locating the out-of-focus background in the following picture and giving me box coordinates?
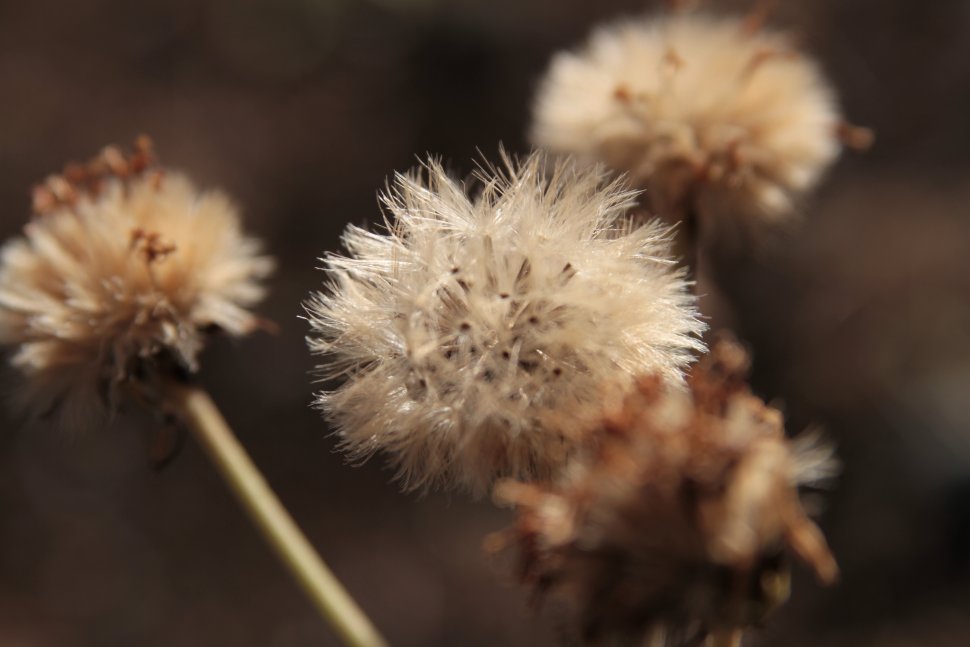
[0,0,968,645]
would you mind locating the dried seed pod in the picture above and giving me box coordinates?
[0,138,274,423]
[532,11,857,238]
[492,337,837,645]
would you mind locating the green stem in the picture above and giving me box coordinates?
[167,382,387,647]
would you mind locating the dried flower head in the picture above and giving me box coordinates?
[305,152,705,494]
[491,337,838,645]
[532,11,854,233]
[0,138,274,423]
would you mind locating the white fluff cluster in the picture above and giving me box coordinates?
[0,168,273,423]
[532,12,842,230]
[306,152,705,494]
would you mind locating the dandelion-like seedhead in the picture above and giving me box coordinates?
[532,11,844,233]
[0,139,274,423]
[492,338,838,645]
[306,152,705,494]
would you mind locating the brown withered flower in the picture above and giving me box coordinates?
[490,337,837,646]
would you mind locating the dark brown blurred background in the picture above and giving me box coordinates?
[1,0,968,645]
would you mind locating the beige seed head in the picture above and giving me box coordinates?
[0,139,274,424]
[305,151,705,495]
[532,11,847,235]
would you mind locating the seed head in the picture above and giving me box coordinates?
[491,337,838,645]
[0,138,274,424]
[532,12,845,233]
[305,152,705,494]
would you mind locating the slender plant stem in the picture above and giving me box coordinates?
[670,205,700,285]
[710,629,743,647]
[167,381,387,647]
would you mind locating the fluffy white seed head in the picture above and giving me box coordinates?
[532,12,843,232]
[305,152,705,494]
[0,142,273,424]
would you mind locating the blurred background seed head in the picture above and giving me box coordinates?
[1,1,969,645]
